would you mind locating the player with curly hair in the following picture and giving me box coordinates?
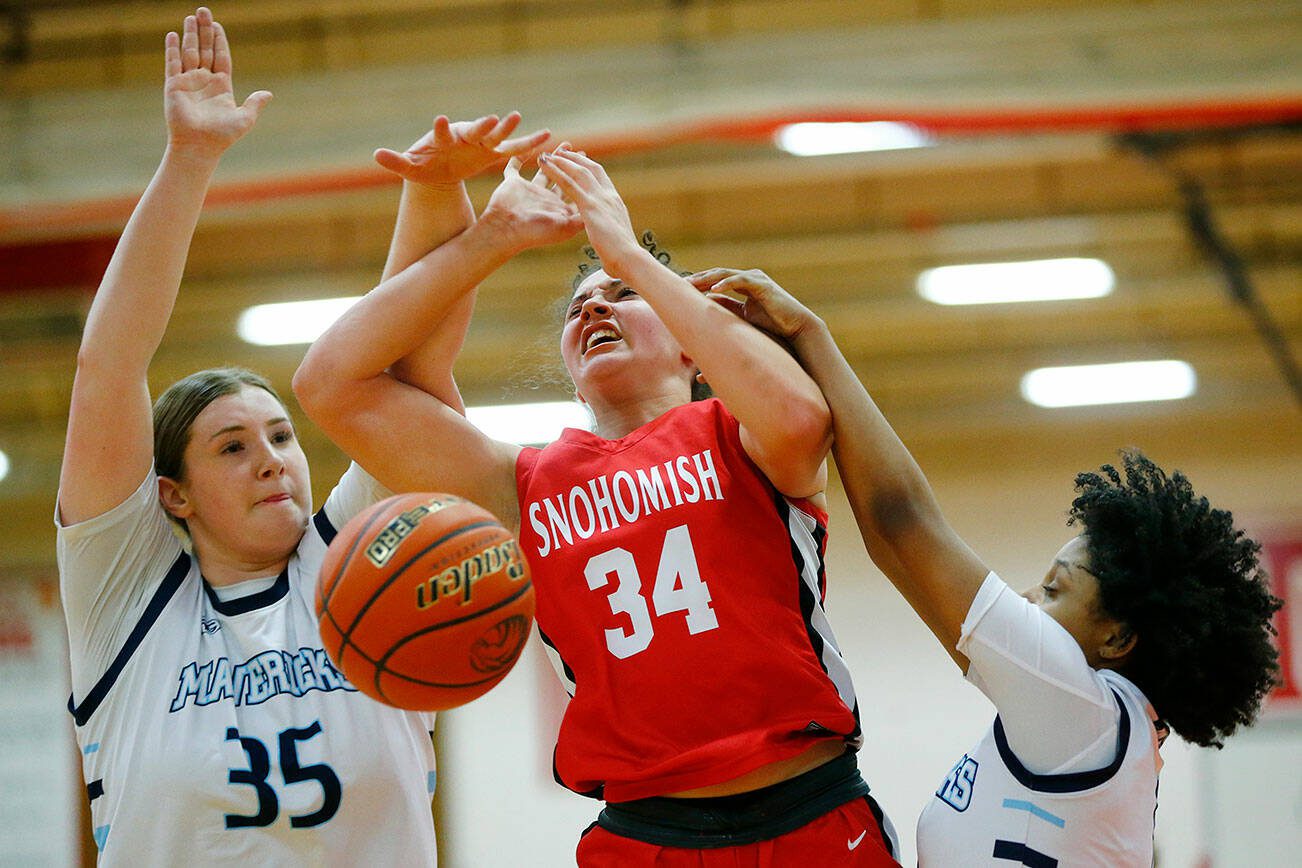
[688,268,1282,866]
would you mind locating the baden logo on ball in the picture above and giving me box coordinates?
[316,492,534,711]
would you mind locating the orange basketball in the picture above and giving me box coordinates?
[316,492,534,711]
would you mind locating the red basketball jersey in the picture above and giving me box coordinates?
[515,399,860,803]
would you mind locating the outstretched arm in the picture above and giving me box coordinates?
[59,7,271,526]
[538,149,831,499]
[375,113,551,411]
[693,269,989,668]
[294,157,582,529]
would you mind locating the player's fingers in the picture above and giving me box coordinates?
[543,151,596,187]
[374,148,415,175]
[486,111,522,144]
[196,6,215,70]
[537,156,584,199]
[708,294,748,318]
[556,148,611,183]
[181,14,199,72]
[239,90,273,123]
[499,128,551,157]
[164,31,182,79]
[431,116,454,148]
[709,274,762,298]
[504,155,523,179]
[211,21,232,76]
[686,268,741,289]
[513,138,553,172]
[464,115,498,143]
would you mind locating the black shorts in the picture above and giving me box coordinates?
[594,751,890,851]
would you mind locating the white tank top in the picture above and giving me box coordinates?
[57,465,439,867]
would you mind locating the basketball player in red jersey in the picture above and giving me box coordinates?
[294,149,900,865]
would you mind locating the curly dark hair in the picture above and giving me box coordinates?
[1069,450,1281,748]
[568,231,686,290]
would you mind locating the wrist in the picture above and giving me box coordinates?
[462,213,528,264]
[404,179,466,198]
[600,245,658,283]
[163,141,226,170]
[788,314,829,348]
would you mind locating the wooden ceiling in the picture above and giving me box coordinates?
[1,0,1299,571]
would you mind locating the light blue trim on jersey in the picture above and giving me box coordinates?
[83,742,100,754]
[1002,798,1066,828]
[427,770,437,794]
[93,825,110,850]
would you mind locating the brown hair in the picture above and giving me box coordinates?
[152,367,285,481]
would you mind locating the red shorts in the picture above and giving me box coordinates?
[576,796,899,868]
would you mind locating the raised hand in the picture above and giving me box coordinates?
[164,7,271,158]
[374,113,551,188]
[478,152,583,253]
[687,268,819,342]
[536,148,642,275]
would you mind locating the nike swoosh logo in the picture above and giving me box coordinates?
[848,830,867,850]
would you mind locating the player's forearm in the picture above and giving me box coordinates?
[78,148,219,375]
[296,217,516,412]
[381,181,475,281]
[789,320,945,541]
[619,250,832,471]
[792,319,988,658]
[383,181,478,413]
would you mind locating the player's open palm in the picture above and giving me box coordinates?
[480,155,583,252]
[164,7,271,157]
[374,113,551,188]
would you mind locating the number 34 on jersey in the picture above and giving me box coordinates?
[584,524,718,659]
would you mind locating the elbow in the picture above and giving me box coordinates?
[767,393,833,498]
[291,352,337,421]
[860,481,947,553]
[867,485,927,540]
[786,389,833,459]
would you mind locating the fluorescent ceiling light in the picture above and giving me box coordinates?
[238,297,361,346]
[919,258,1115,305]
[775,121,934,156]
[1021,360,1196,408]
[467,401,592,446]
[0,449,8,483]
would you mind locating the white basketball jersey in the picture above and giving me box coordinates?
[916,668,1162,867]
[58,466,438,867]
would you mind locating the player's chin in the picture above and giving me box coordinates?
[255,508,310,545]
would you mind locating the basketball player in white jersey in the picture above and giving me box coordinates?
[688,269,1281,866]
[57,8,550,864]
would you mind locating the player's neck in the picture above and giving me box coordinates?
[591,393,685,440]
[191,533,294,588]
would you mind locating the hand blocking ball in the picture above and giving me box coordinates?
[316,492,534,710]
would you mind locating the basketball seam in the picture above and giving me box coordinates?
[379,647,528,690]
[374,581,533,701]
[337,518,502,645]
[320,494,406,612]
[330,623,524,693]
[318,495,410,664]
